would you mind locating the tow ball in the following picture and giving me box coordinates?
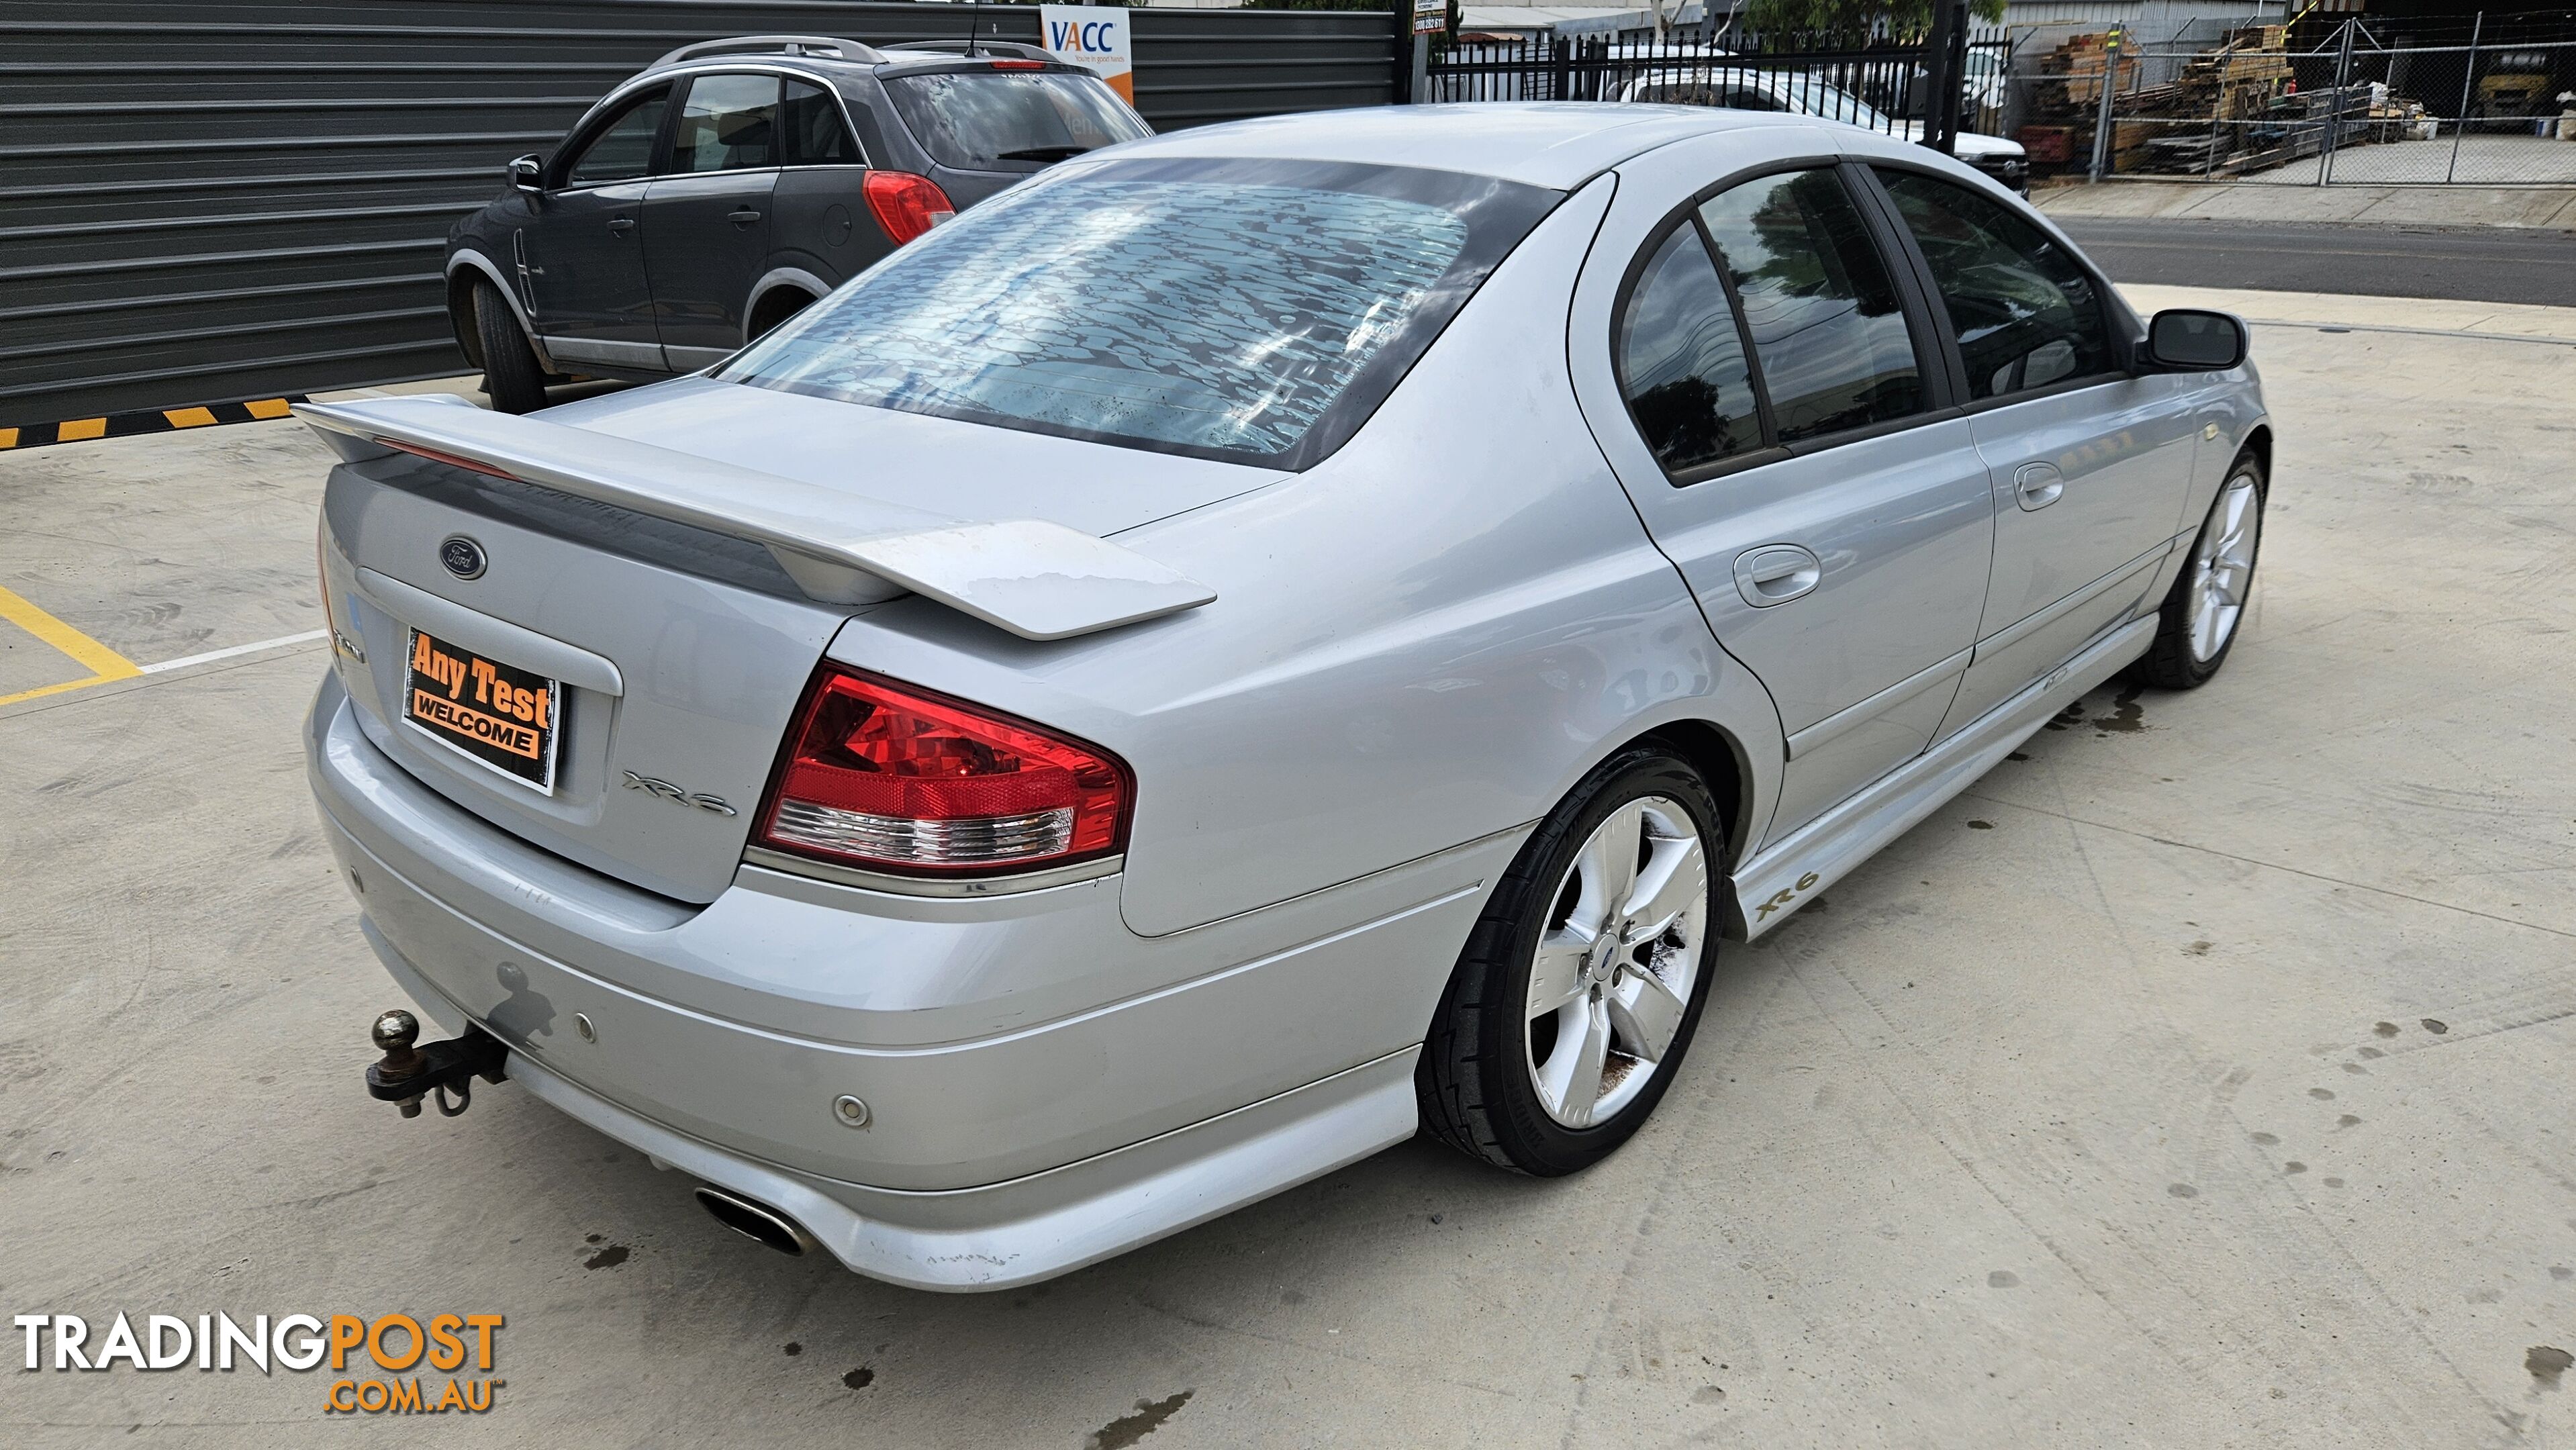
[365,1010,510,1118]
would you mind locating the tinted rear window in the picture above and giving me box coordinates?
[884,70,1149,170]
[714,157,1561,469]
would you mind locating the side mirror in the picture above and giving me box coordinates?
[2144,309,2248,371]
[507,154,544,192]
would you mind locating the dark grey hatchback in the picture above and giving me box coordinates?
[443,35,1150,413]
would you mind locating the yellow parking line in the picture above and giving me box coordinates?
[0,584,143,708]
[244,398,293,420]
[56,418,107,442]
[164,406,218,428]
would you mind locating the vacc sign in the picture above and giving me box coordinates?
[1039,4,1133,103]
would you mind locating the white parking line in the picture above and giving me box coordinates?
[137,628,328,674]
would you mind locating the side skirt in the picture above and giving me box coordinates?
[1721,614,2158,940]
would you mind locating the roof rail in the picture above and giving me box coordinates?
[649,35,888,69]
[881,40,1055,62]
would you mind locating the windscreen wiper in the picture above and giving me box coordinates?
[993,145,1093,162]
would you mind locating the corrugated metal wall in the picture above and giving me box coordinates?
[0,0,1402,428]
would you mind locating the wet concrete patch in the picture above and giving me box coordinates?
[2094,685,2148,734]
[582,1243,629,1270]
[1088,1390,1192,1449]
[2526,1346,2571,1389]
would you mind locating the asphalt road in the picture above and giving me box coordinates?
[2056,215,2576,306]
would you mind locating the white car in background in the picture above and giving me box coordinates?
[1622,65,2028,191]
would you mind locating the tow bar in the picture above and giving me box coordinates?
[365,1009,509,1118]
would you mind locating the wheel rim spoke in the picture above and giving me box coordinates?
[1608,962,1687,1063]
[1572,805,1643,934]
[1618,829,1706,945]
[1527,926,1595,1015]
[1537,997,1612,1126]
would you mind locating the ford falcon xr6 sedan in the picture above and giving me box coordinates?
[302,103,2270,1290]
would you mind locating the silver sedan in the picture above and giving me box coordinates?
[299,102,2269,1290]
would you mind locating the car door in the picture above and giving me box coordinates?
[645,72,782,368]
[1573,152,1995,848]
[1866,166,2201,736]
[526,83,670,371]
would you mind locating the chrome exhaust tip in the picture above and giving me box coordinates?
[692,1185,814,1257]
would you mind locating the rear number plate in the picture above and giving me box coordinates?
[402,628,560,793]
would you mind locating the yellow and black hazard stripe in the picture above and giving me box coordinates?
[0,396,307,452]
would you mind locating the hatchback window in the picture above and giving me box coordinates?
[781,81,858,165]
[563,88,669,187]
[882,70,1149,171]
[671,74,777,173]
[1876,170,2111,399]
[1697,168,1921,443]
[1616,224,1762,476]
[716,157,1560,468]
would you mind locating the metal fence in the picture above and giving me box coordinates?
[1424,30,2015,142]
[2022,13,2576,184]
[0,0,1400,429]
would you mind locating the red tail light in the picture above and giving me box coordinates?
[755,668,1130,877]
[862,170,957,246]
[988,58,1047,70]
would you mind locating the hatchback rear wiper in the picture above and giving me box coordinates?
[992,145,1093,162]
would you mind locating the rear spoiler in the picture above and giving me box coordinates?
[293,397,1216,642]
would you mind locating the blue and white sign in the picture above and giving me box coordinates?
[1039,5,1133,103]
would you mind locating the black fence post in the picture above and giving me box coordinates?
[1923,0,1968,154]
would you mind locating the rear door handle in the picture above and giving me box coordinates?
[1731,544,1822,608]
[606,215,636,236]
[2014,462,2064,511]
[727,208,763,225]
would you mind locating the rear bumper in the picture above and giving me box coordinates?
[373,928,1417,1292]
[306,673,1504,1287]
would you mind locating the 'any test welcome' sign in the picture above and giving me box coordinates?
[1039,5,1133,103]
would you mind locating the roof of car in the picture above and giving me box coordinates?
[1104,103,1827,190]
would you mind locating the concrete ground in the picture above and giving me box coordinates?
[3,287,2572,1448]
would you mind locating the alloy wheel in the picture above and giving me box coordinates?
[2185,473,2262,663]
[1522,795,1708,1128]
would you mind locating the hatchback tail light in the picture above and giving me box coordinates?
[862,171,957,246]
[988,58,1047,70]
[755,668,1130,876]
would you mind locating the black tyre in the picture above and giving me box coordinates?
[1417,747,1722,1176]
[472,281,546,416]
[2132,452,2267,689]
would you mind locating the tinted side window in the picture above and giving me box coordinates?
[1616,224,1762,475]
[1876,170,2110,399]
[564,89,669,187]
[782,81,858,165]
[671,74,779,173]
[1697,168,1921,443]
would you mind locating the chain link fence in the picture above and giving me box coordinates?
[2011,12,2576,185]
